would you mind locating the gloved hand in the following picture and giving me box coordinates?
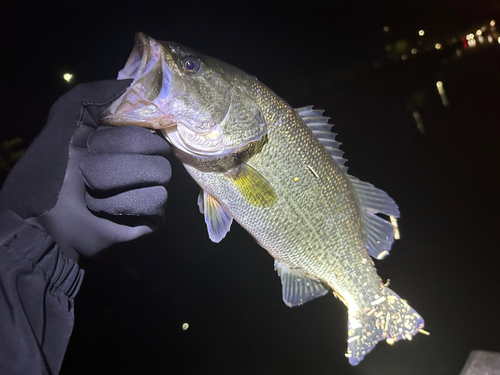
[0,80,171,261]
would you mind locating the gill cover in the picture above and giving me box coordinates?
[102,33,267,158]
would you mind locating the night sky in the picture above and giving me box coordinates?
[3,1,500,374]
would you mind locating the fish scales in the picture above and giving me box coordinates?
[102,33,425,366]
[183,81,382,310]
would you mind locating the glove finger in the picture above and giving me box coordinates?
[64,80,134,129]
[89,125,171,156]
[85,186,168,216]
[80,154,171,192]
[0,80,133,219]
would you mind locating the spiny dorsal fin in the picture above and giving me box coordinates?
[296,105,348,172]
[275,261,329,307]
[198,189,233,243]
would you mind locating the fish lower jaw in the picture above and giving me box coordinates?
[101,114,177,130]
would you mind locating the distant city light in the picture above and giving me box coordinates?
[476,30,482,36]
[413,111,425,134]
[466,33,475,40]
[411,48,417,54]
[418,30,425,36]
[436,81,449,107]
[401,54,408,61]
[63,73,73,82]
[383,26,390,32]
[434,43,442,50]
[182,323,189,330]
[490,20,496,27]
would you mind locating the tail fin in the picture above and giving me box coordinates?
[345,287,424,366]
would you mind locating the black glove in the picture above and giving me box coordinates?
[0,80,172,261]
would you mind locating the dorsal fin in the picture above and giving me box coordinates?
[296,105,400,260]
[296,105,348,172]
[349,177,400,259]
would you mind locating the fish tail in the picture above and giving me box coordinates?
[345,287,424,366]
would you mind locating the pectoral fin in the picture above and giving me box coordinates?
[227,162,278,207]
[199,189,233,243]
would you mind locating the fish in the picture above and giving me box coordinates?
[101,32,425,365]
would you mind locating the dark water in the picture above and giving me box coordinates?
[3,3,500,374]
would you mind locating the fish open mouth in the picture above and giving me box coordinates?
[118,32,152,81]
[101,32,176,129]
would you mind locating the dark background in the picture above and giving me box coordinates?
[2,1,500,374]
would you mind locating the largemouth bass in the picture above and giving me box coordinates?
[102,33,425,365]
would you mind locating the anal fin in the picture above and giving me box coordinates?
[275,261,328,307]
[199,190,233,243]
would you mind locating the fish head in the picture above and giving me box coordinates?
[102,33,267,158]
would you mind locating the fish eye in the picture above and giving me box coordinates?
[181,57,201,74]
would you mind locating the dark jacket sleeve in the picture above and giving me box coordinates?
[0,209,84,375]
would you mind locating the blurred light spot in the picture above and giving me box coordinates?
[490,20,496,27]
[63,73,73,82]
[466,33,475,40]
[488,35,494,43]
[456,49,462,57]
[434,43,442,50]
[478,35,484,44]
[476,29,482,36]
[418,30,425,36]
[413,111,425,134]
[182,323,189,330]
[383,26,390,32]
[468,38,477,47]
[436,81,449,107]
[401,54,408,61]
[481,26,487,32]
[411,48,417,54]
[498,36,500,44]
